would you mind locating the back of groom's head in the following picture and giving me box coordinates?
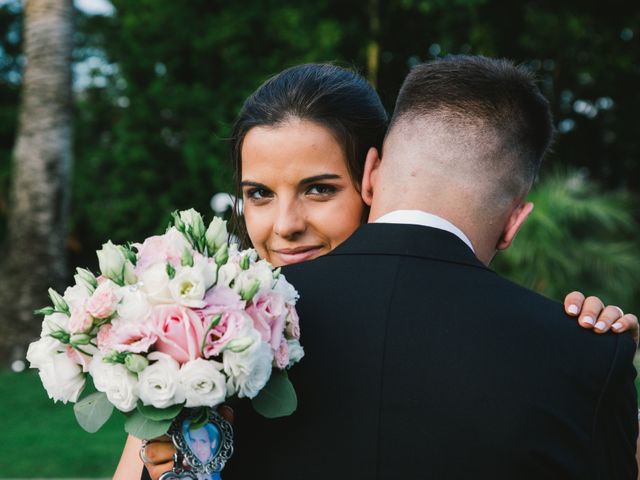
[364,55,555,263]
[386,55,553,204]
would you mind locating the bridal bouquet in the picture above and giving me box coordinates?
[27,209,303,439]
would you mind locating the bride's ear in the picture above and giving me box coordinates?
[361,147,381,206]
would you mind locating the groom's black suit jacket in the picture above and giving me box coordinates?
[225,223,638,480]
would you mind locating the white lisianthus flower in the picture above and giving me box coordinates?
[41,312,69,337]
[139,262,173,304]
[123,260,137,285]
[116,287,152,323]
[179,358,227,407]
[287,339,305,367]
[205,217,228,252]
[179,209,206,238]
[63,283,91,309]
[234,260,274,297]
[97,241,127,283]
[138,352,184,408]
[90,354,139,412]
[27,338,85,403]
[169,266,207,308]
[273,274,299,306]
[223,329,273,399]
[217,259,241,288]
[74,267,97,293]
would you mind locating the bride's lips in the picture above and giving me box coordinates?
[271,246,324,264]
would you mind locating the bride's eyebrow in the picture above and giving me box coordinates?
[240,180,269,189]
[300,174,342,185]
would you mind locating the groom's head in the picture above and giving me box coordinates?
[362,55,554,264]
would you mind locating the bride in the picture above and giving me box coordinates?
[114,63,638,479]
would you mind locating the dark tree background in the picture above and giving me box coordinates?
[0,0,638,350]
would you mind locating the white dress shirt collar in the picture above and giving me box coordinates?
[374,210,475,253]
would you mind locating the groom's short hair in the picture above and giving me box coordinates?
[389,55,554,199]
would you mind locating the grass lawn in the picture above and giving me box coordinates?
[0,370,125,478]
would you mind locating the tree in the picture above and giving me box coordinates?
[0,0,73,364]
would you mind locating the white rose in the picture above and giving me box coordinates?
[97,240,127,283]
[217,259,241,288]
[273,274,299,306]
[117,287,152,323]
[139,262,173,304]
[179,358,227,408]
[28,338,85,403]
[205,217,228,252]
[169,267,207,308]
[41,312,69,337]
[223,329,273,399]
[287,339,305,367]
[90,354,139,412]
[138,352,184,408]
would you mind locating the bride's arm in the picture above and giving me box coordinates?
[113,435,144,480]
[564,291,638,343]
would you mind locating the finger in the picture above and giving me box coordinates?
[148,462,174,480]
[144,440,176,465]
[593,305,624,333]
[218,404,235,425]
[612,314,639,344]
[578,296,604,329]
[564,291,585,316]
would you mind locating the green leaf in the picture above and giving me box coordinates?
[125,409,172,439]
[73,392,114,433]
[137,402,184,421]
[251,369,297,419]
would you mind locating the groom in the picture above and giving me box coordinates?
[225,55,638,479]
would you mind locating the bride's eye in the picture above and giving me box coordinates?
[307,184,338,196]
[244,187,273,201]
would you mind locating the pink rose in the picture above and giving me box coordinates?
[285,305,300,340]
[109,319,158,354]
[151,305,205,364]
[246,290,286,351]
[86,281,119,319]
[134,228,190,273]
[202,310,252,358]
[68,304,93,334]
[274,337,289,369]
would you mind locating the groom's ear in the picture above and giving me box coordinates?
[496,201,534,251]
[361,147,381,206]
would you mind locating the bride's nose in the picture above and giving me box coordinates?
[273,198,306,239]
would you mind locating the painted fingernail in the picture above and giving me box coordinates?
[582,316,595,325]
[612,322,623,330]
[568,304,579,315]
[595,321,607,330]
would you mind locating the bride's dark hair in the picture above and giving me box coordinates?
[230,63,388,246]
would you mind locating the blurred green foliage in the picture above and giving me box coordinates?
[0,0,638,307]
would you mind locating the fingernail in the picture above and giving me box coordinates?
[568,304,579,315]
[595,321,606,330]
[582,316,595,325]
[612,322,623,330]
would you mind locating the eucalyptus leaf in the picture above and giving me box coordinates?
[251,370,297,419]
[73,392,114,433]
[137,402,184,421]
[125,410,172,439]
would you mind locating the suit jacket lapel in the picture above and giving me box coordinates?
[328,222,491,272]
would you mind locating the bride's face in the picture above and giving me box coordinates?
[241,119,365,267]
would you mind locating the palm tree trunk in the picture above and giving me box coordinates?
[0,0,73,365]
